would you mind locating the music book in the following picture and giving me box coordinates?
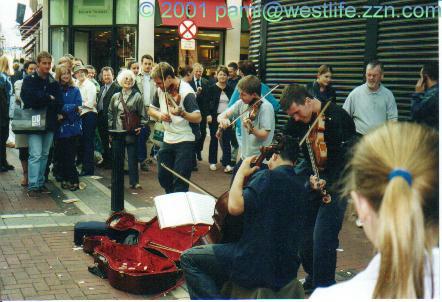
[154,192,216,229]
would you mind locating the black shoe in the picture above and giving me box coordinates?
[196,152,202,161]
[40,185,51,194]
[79,171,93,177]
[302,278,315,295]
[3,164,14,170]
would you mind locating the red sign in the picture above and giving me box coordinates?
[178,20,198,40]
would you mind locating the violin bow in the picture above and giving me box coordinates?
[160,163,218,199]
[228,84,280,127]
[299,100,331,146]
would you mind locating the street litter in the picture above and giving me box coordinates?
[131,192,138,195]
[72,247,83,251]
[63,198,79,204]
[79,182,87,190]
[90,176,103,180]
[78,280,85,284]
[336,248,344,252]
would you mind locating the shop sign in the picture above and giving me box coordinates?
[178,20,197,40]
[181,39,195,50]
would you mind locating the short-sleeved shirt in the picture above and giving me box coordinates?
[151,80,200,144]
[343,83,397,135]
[229,98,275,159]
[213,166,307,290]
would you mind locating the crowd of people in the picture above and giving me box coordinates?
[0,50,439,299]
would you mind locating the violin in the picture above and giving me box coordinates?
[300,101,331,204]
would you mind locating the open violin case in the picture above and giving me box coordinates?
[81,212,210,295]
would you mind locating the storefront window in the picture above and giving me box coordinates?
[196,31,223,70]
[154,28,179,68]
[50,0,68,25]
[116,27,137,70]
[73,0,113,26]
[116,0,138,25]
[51,27,69,63]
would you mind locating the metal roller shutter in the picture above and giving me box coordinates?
[263,0,368,132]
[248,0,262,70]
[377,0,439,120]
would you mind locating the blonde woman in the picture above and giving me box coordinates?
[108,69,148,189]
[0,55,14,172]
[311,122,439,299]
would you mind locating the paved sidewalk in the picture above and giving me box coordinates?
[0,146,373,300]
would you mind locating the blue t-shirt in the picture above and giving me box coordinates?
[213,165,307,290]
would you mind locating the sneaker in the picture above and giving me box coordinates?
[209,164,217,171]
[40,186,51,194]
[130,184,142,189]
[224,165,233,173]
[355,218,363,228]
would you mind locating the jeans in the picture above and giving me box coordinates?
[137,126,149,163]
[208,117,232,166]
[180,245,229,299]
[28,132,54,191]
[81,112,97,174]
[300,190,348,288]
[126,141,139,186]
[57,136,79,184]
[157,141,195,193]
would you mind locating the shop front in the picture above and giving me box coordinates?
[49,0,138,72]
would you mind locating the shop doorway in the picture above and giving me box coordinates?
[73,28,112,72]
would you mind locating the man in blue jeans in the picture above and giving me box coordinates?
[280,84,356,291]
[180,136,306,299]
[21,51,62,197]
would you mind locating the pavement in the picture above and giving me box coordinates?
[0,141,374,300]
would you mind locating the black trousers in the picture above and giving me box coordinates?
[57,136,80,184]
[0,124,9,166]
[97,112,111,165]
[195,115,207,153]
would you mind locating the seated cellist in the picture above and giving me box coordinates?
[180,135,307,299]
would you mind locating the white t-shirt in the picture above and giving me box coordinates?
[77,78,97,115]
[310,248,440,300]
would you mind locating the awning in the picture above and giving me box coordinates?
[156,0,232,29]
[23,38,36,52]
[20,8,42,41]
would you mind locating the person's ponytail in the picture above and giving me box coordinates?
[373,176,425,298]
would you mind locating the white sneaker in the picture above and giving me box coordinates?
[224,165,233,173]
[355,218,363,228]
[209,164,217,171]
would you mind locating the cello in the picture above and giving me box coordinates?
[160,134,285,244]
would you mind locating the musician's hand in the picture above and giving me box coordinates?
[243,118,254,134]
[171,106,184,117]
[218,118,230,129]
[237,156,260,177]
[207,116,212,124]
[160,113,172,122]
[310,175,326,190]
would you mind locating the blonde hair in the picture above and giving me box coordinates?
[342,122,438,298]
[55,64,74,86]
[0,55,13,76]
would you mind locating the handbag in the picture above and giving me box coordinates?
[11,107,47,134]
[119,93,140,134]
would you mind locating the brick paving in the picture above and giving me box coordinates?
[0,145,374,300]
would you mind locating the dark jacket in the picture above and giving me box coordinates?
[207,83,234,118]
[306,80,336,103]
[20,71,63,132]
[411,84,439,130]
[0,72,12,127]
[56,85,82,139]
[189,77,210,117]
[97,81,121,122]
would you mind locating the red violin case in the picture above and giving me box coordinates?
[82,212,210,295]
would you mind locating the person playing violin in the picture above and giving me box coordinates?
[180,135,307,299]
[217,75,275,173]
[148,62,202,193]
[280,84,356,292]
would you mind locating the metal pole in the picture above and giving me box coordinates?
[109,129,127,212]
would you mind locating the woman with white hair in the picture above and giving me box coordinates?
[108,69,148,189]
